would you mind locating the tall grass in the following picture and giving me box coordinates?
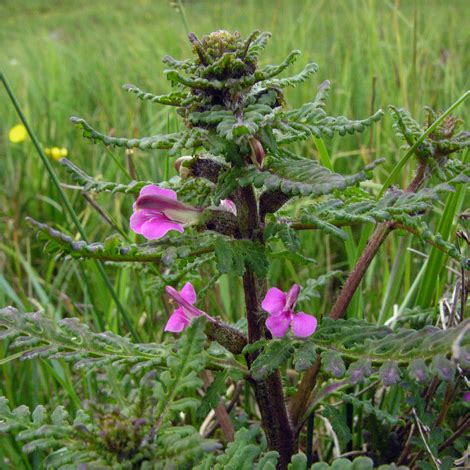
[0,0,468,465]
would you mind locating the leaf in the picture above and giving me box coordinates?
[293,341,317,372]
[71,116,207,154]
[27,217,216,264]
[194,428,263,470]
[154,317,207,426]
[237,151,383,198]
[263,62,318,89]
[215,239,268,277]
[60,159,213,205]
[250,338,295,381]
[321,351,346,379]
[196,370,230,418]
[274,80,383,144]
[431,355,456,381]
[122,83,193,106]
[342,395,403,427]
[264,221,300,252]
[0,307,169,372]
[321,405,352,449]
[256,451,279,469]
[379,360,401,386]
[287,453,308,470]
[313,318,470,365]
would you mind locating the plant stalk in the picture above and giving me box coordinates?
[240,184,295,469]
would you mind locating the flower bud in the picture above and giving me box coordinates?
[175,156,194,178]
[248,137,265,168]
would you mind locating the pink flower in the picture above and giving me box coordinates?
[220,199,237,215]
[262,284,317,338]
[164,282,214,333]
[130,185,202,240]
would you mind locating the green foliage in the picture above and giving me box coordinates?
[311,456,409,469]
[341,395,403,427]
[277,80,384,144]
[321,405,352,449]
[195,428,266,470]
[244,318,470,385]
[297,185,469,267]
[264,220,300,252]
[3,23,469,469]
[0,306,168,371]
[60,158,214,206]
[153,317,207,426]
[0,314,215,467]
[389,105,470,159]
[248,338,295,381]
[71,116,208,155]
[236,151,383,198]
[27,217,218,266]
[215,239,269,277]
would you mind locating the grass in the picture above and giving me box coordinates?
[0,0,469,466]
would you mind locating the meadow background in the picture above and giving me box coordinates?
[0,0,469,466]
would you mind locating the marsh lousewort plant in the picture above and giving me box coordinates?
[0,31,469,468]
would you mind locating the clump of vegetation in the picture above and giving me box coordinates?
[0,29,468,469]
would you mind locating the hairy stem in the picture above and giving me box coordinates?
[240,184,295,469]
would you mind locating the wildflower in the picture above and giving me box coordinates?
[262,284,317,338]
[220,199,237,215]
[165,282,214,332]
[8,124,27,144]
[45,146,68,161]
[130,184,202,240]
[464,391,470,403]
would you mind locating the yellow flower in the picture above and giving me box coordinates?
[8,124,27,143]
[45,146,68,161]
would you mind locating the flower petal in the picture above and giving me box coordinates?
[8,124,27,143]
[140,215,184,240]
[291,312,317,338]
[166,285,207,319]
[140,184,177,200]
[164,308,190,333]
[266,313,291,337]
[261,288,286,316]
[130,209,156,233]
[220,199,237,216]
[285,284,301,311]
[180,282,197,305]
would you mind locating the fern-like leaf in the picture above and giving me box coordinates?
[70,116,207,154]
